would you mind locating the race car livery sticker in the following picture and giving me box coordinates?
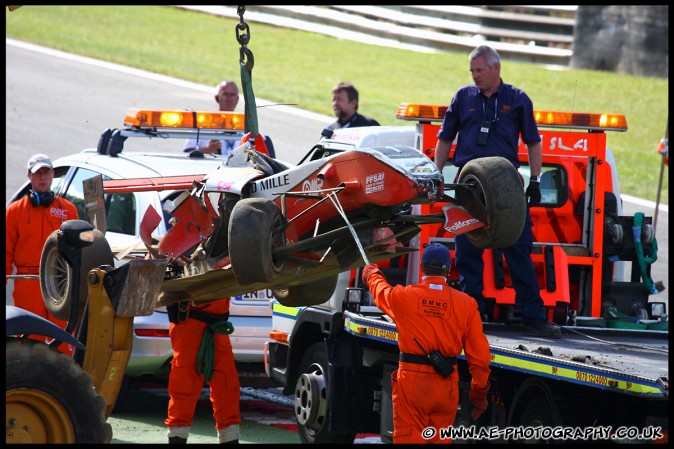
[365,172,385,194]
[302,177,324,192]
[250,174,291,193]
[442,204,484,234]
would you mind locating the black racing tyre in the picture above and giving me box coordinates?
[229,198,286,285]
[294,343,357,444]
[458,156,526,249]
[6,338,109,443]
[272,275,338,307]
[40,229,114,321]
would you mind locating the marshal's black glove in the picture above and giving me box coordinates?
[525,181,541,206]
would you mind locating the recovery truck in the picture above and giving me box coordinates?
[264,105,669,443]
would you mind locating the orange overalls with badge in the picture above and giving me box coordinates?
[5,195,79,355]
[165,298,241,436]
[367,273,491,444]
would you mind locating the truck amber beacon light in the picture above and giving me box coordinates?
[123,108,245,131]
[396,103,627,132]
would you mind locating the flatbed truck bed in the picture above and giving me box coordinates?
[344,309,668,400]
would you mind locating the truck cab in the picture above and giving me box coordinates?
[400,103,662,324]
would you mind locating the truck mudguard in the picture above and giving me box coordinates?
[5,305,85,350]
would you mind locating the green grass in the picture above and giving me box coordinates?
[6,5,668,203]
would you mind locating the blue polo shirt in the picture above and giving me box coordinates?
[437,80,540,168]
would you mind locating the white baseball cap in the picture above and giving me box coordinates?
[27,154,53,173]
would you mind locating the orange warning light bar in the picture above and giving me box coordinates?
[396,103,447,122]
[396,103,627,131]
[533,110,627,131]
[123,108,245,130]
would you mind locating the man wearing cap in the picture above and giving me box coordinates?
[6,153,79,355]
[362,243,491,444]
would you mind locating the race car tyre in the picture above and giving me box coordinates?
[272,274,338,307]
[459,156,526,249]
[229,198,286,285]
[40,229,114,321]
[6,338,109,443]
[294,343,357,444]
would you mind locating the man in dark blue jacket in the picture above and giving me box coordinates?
[433,45,560,339]
[327,81,380,130]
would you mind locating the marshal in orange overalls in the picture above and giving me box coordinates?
[6,194,79,355]
[366,268,491,444]
[164,298,241,443]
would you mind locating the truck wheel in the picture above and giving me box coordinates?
[40,229,113,321]
[6,339,109,443]
[511,397,561,443]
[506,378,562,442]
[294,343,356,444]
[229,198,286,285]
[459,156,526,249]
[272,275,338,307]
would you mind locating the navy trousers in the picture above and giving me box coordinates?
[455,213,546,324]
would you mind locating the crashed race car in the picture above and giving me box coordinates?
[44,107,526,310]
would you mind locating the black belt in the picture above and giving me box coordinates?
[188,308,229,325]
[399,352,432,365]
[399,352,457,366]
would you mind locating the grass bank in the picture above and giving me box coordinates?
[6,5,668,203]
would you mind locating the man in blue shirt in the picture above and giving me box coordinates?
[433,45,560,339]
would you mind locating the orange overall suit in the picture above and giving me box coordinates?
[5,195,79,355]
[365,270,491,444]
[165,298,241,443]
